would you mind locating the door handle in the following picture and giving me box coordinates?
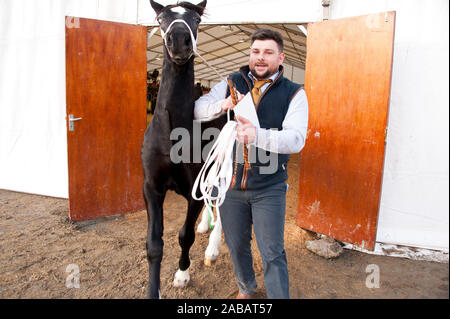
[69,114,82,131]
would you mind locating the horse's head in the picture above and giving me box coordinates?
[150,0,206,65]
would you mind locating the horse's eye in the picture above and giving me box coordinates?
[195,17,201,24]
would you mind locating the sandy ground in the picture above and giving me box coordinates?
[0,153,448,299]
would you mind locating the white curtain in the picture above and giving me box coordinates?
[0,0,68,197]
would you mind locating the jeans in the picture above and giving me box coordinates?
[220,182,290,299]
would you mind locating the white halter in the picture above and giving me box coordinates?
[160,19,198,60]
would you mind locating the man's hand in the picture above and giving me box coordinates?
[236,116,256,144]
[221,91,244,111]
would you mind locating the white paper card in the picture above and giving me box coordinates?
[232,92,260,128]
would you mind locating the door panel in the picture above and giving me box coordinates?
[66,17,147,221]
[297,12,396,250]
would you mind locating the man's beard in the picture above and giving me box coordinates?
[250,65,278,80]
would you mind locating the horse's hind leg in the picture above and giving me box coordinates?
[197,205,223,266]
[196,205,210,234]
[173,198,203,288]
[204,207,222,266]
[144,181,166,299]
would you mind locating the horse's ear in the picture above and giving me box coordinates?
[196,0,207,16]
[150,0,164,15]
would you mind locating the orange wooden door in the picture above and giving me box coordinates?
[297,12,396,250]
[66,18,147,221]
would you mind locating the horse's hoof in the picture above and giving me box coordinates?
[173,269,190,288]
[204,257,216,266]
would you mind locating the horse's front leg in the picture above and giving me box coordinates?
[143,181,166,299]
[173,198,203,288]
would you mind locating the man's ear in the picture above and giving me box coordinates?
[196,0,207,16]
[279,52,285,65]
[150,0,164,16]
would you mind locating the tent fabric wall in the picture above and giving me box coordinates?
[330,0,449,250]
[137,0,323,25]
[0,0,68,198]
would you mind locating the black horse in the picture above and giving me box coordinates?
[142,0,226,298]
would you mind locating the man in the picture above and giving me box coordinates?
[194,29,308,299]
[194,82,204,100]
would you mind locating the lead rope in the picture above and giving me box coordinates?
[191,117,236,208]
[190,81,238,225]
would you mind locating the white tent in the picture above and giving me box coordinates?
[0,0,448,252]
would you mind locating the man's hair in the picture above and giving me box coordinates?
[250,29,284,52]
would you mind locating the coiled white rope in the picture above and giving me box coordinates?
[191,117,237,221]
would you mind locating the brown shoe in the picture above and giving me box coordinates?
[236,292,253,299]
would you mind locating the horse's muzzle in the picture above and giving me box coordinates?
[171,54,192,65]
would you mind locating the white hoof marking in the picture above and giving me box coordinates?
[173,269,190,288]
